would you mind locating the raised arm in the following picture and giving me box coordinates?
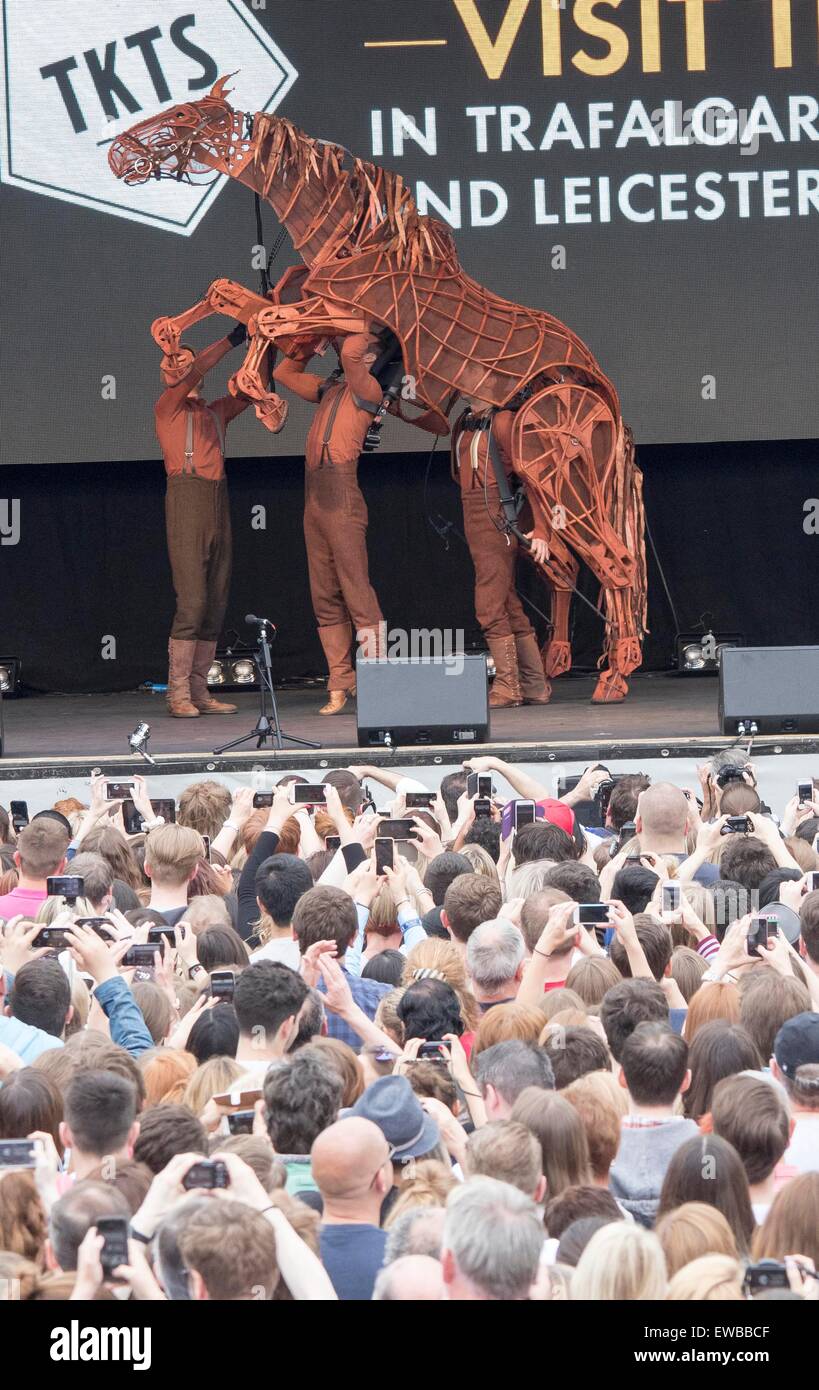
[271,354,323,404]
[155,335,237,422]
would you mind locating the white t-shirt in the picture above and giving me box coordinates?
[784,1114,819,1173]
[250,937,301,971]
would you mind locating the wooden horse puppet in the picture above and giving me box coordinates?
[109,77,647,702]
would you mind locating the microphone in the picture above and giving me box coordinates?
[245,614,276,631]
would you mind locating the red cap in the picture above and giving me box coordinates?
[535,799,576,836]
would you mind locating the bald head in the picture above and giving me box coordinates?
[373,1255,444,1301]
[311,1117,391,1204]
[636,783,689,839]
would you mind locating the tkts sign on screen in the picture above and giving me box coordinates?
[0,0,296,234]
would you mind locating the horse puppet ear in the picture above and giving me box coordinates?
[209,72,239,101]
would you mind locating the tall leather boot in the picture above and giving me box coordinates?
[190,640,237,714]
[318,621,355,715]
[487,635,523,708]
[167,639,200,718]
[515,632,552,705]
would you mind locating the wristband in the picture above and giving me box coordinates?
[187,963,204,979]
[222,821,240,834]
[394,899,412,910]
[141,816,165,832]
[534,948,552,959]
[130,1226,151,1244]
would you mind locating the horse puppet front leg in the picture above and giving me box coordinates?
[511,385,646,704]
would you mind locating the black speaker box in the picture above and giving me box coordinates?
[719,646,819,734]
[356,656,489,747]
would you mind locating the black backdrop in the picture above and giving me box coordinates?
[1,439,816,694]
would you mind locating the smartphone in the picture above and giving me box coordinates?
[96,1216,130,1278]
[797,782,814,806]
[122,943,161,968]
[417,1041,451,1063]
[473,797,492,819]
[122,799,176,834]
[377,819,417,841]
[807,871,819,893]
[514,800,537,830]
[747,914,779,958]
[618,821,637,848]
[32,926,73,950]
[573,903,610,926]
[375,837,395,876]
[289,783,327,806]
[0,1139,37,1169]
[46,875,84,900]
[201,834,211,862]
[182,1159,230,1191]
[226,1110,255,1135]
[106,781,134,800]
[405,791,435,810]
[722,815,752,835]
[147,925,176,946]
[743,1260,790,1294]
[212,1089,263,1113]
[210,969,236,1001]
[662,882,682,913]
[252,792,274,808]
[9,799,28,831]
[325,834,341,851]
[466,773,492,799]
[74,917,116,940]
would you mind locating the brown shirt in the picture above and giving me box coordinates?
[274,334,383,471]
[155,338,248,481]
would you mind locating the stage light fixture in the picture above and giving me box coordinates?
[207,648,259,691]
[676,632,743,674]
[0,657,21,695]
[231,658,256,684]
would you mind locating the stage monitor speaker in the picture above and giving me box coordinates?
[719,646,819,735]
[356,656,489,747]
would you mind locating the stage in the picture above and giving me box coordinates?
[2,673,818,786]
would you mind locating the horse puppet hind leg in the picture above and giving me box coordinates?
[511,384,645,704]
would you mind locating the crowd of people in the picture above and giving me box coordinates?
[0,751,817,1302]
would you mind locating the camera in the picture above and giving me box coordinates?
[182,1160,230,1191]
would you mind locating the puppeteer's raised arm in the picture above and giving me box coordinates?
[272,354,323,404]
[155,336,235,420]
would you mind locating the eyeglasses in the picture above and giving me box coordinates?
[368,1143,396,1189]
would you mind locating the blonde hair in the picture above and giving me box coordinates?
[182,1055,244,1116]
[375,988,405,1047]
[656,1202,739,1278]
[383,1160,457,1228]
[66,974,91,1038]
[459,843,501,884]
[571,1222,667,1301]
[666,1254,744,1301]
[144,824,204,887]
[402,938,480,1032]
[565,956,622,1008]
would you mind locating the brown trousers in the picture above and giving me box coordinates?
[304,462,383,631]
[462,491,537,642]
[165,476,232,642]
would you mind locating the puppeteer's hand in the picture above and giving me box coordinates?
[525,533,549,566]
[227,323,248,348]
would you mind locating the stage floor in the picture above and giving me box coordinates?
[2,671,809,779]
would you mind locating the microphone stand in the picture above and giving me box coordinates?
[213,618,320,754]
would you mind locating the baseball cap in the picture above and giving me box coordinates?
[773,1012,819,1079]
[536,799,576,836]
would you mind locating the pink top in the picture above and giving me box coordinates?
[0,886,47,922]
